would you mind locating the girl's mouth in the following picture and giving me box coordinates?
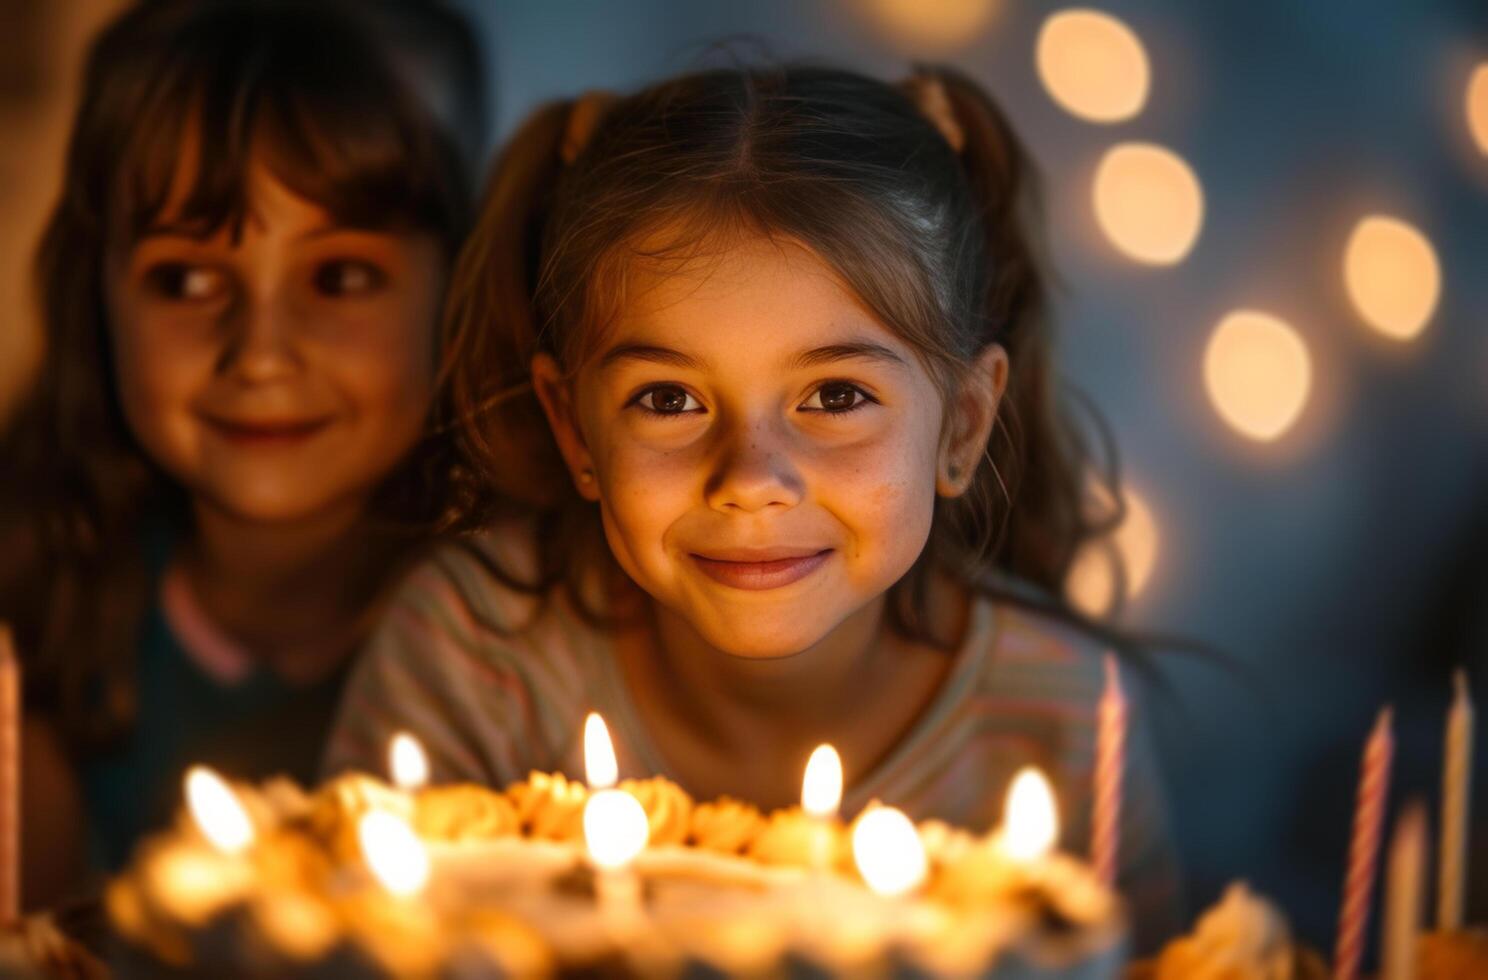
[690,549,833,591]
[202,415,332,446]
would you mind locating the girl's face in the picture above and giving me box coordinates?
[105,162,444,526]
[536,234,1005,659]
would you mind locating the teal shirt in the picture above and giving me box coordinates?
[82,583,350,870]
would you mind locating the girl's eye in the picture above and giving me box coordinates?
[313,259,386,297]
[801,382,875,413]
[631,384,703,415]
[144,263,228,303]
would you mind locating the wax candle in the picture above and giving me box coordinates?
[1092,654,1126,886]
[1380,802,1426,980]
[1436,670,1472,930]
[1333,707,1394,980]
[580,711,648,914]
[389,731,430,793]
[0,625,18,924]
[852,805,927,898]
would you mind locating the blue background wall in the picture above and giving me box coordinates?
[457,0,1488,951]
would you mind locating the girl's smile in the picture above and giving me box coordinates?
[689,547,835,591]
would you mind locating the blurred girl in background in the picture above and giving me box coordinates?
[0,0,484,905]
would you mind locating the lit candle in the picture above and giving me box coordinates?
[0,625,18,924]
[802,744,843,819]
[185,766,254,854]
[852,805,927,897]
[1002,767,1059,863]
[358,810,430,897]
[1437,670,1472,930]
[1092,654,1126,886]
[389,731,430,793]
[580,712,648,917]
[1380,802,1427,980]
[1334,707,1394,980]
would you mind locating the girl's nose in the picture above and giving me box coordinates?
[704,421,806,514]
[218,296,302,383]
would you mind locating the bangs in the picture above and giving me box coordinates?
[100,2,466,248]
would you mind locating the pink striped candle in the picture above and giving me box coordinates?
[0,625,17,923]
[1333,707,1394,980]
[1092,653,1126,887]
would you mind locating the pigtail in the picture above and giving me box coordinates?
[924,67,1102,600]
[436,98,632,613]
[439,101,573,527]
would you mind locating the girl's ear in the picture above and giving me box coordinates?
[531,353,601,501]
[937,343,1009,498]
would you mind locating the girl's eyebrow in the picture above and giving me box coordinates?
[598,343,702,370]
[792,342,907,369]
[598,340,909,372]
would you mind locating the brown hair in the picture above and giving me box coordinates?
[0,0,483,747]
[441,63,1128,645]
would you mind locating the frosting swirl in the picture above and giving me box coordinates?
[1156,882,1294,980]
[688,796,765,854]
[415,784,520,842]
[506,771,588,841]
[747,808,846,868]
[617,777,694,846]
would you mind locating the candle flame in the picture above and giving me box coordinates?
[851,805,928,897]
[185,766,254,855]
[583,789,650,870]
[389,731,429,791]
[1002,767,1059,862]
[584,711,619,789]
[357,810,430,897]
[802,744,843,818]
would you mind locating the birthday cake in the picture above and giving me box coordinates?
[104,763,1128,978]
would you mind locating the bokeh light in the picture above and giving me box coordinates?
[1342,215,1441,342]
[1092,143,1204,265]
[1203,311,1312,442]
[1036,9,1150,123]
[862,0,999,51]
[1468,64,1488,157]
[1067,485,1159,617]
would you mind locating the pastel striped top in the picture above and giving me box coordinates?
[324,531,1183,952]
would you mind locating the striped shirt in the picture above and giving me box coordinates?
[324,531,1182,952]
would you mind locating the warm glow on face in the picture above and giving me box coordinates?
[584,712,619,789]
[1093,143,1204,265]
[1343,215,1441,342]
[389,732,429,791]
[1467,65,1488,156]
[1001,767,1058,862]
[1204,311,1312,442]
[801,744,844,818]
[864,0,999,51]
[583,789,651,870]
[1036,9,1150,123]
[185,766,254,854]
[358,810,430,897]
[852,806,928,897]
[1067,486,1159,617]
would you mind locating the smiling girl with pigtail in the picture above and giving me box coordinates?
[327,63,1182,949]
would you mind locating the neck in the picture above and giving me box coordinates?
[181,497,407,684]
[621,571,969,809]
[652,597,891,736]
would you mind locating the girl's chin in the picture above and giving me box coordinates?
[688,617,841,660]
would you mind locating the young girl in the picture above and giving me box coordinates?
[0,0,483,903]
[326,64,1182,949]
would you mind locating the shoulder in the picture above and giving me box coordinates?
[974,594,1110,706]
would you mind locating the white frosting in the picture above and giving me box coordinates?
[1156,882,1294,980]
